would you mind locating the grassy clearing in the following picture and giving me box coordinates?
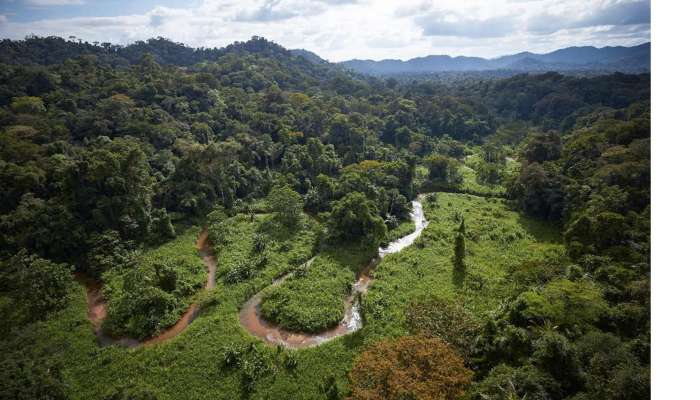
[7,193,562,399]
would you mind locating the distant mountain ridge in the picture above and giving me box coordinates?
[340,43,650,75]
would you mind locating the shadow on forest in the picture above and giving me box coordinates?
[516,214,562,244]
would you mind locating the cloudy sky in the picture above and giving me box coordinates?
[0,0,650,61]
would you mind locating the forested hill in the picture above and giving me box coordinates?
[0,35,337,73]
[341,42,651,75]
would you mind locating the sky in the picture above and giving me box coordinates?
[0,0,651,62]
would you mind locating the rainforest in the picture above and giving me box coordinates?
[0,36,650,400]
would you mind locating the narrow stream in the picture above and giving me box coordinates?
[238,198,429,349]
[79,229,217,347]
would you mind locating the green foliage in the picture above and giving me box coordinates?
[405,295,478,359]
[469,364,561,400]
[10,96,46,114]
[576,332,650,400]
[424,154,463,190]
[0,36,648,400]
[101,386,162,400]
[260,256,356,333]
[328,192,387,247]
[513,279,608,330]
[101,227,205,339]
[85,230,136,276]
[0,356,67,400]
[267,185,303,228]
[0,250,73,322]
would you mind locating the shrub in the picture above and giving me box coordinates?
[0,356,68,400]
[252,233,269,253]
[222,344,246,368]
[222,260,256,284]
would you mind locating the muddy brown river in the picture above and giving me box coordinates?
[79,228,216,347]
[238,199,428,349]
[81,200,427,349]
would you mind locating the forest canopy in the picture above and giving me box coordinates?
[0,36,649,400]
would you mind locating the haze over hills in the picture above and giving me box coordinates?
[339,42,650,75]
[0,35,649,77]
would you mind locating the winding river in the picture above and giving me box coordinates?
[80,229,217,347]
[238,198,429,349]
[82,199,427,349]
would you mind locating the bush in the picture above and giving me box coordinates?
[222,344,246,368]
[10,96,46,114]
[259,256,354,333]
[222,260,256,284]
[102,267,179,339]
[575,332,650,400]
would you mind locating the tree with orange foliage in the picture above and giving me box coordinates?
[349,335,473,400]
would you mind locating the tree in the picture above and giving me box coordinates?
[267,185,303,228]
[349,336,473,400]
[10,96,46,114]
[575,332,649,400]
[328,192,386,247]
[149,208,175,243]
[471,364,562,400]
[85,230,136,276]
[102,266,178,339]
[513,279,608,330]
[522,133,562,163]
[1,250,73,321]
[509,162,565,221]
[425,154,462,189]
[531,330,582,394]
[0,356,68,400]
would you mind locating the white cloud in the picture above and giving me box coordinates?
[0,0,650,61]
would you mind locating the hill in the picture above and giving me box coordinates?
[341,42,650,75]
